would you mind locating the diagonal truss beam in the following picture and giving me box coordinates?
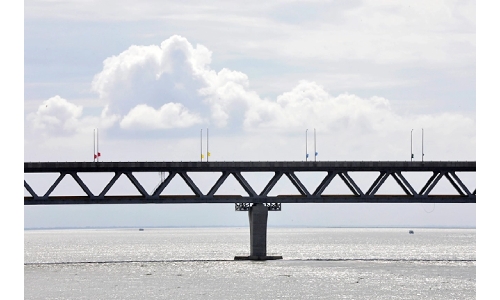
[391,172,417,196]
[366,172,390,196]
[124,172,149,197]
[338,172,364,196]
[313,171,336,196]
[178,172,203,196]
[152,172,176,197]
[207,171,230,196]
[445,171,471,196]
[260,172,283,196]
[285,172,311,196]
[24,165,476,204]
[420,172,444,196]
[43,172,66,199]
[99,172,121,197]
[24,180,38,198]
[69,172,95,198]
[232,172,257,197]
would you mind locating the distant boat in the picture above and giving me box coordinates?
[409,230,414,234]
[139,228,144,231]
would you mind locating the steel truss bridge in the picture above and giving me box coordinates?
[24,161,476,208]
[24,160,475,260]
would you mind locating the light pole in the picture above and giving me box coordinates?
[411,129,414,162]
[314,128,317,162]
[94,128,100,162]
[306,129,309,161]
[422,128,424,162]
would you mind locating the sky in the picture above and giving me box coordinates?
[21,0,480,230]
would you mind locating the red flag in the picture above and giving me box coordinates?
[94,154,97,159]
[97,152,101,157]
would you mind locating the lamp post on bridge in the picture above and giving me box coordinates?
[306,129,309,161]
[411,129,414,162]
[422,128,424,162]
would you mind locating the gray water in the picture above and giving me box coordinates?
[25,227,475,299]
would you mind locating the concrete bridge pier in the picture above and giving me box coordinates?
[234,203,283,260]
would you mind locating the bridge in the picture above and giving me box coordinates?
[24,161,476,260]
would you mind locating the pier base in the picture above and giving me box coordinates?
[234,203,283,261]
[234,255,283,260]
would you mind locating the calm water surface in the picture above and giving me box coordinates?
[25,228,475,299]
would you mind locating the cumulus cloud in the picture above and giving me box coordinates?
[26,34,475,157]
[26,96,118,137]
[26,95,85,136]
[243,80,399,133]
[91,35,254,129]
[89,35,472,138]
[90,35,402,132]
[120,103,202,130]
[91,36,209,115]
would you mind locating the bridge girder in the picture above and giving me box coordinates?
[24,161,476,207]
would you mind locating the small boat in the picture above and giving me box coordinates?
[139,228,144,231]
[409,230,414,234]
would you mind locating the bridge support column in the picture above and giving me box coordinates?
[234,203,283,261]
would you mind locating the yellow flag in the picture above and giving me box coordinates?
[201,154,205,159]
[207,152,211,157]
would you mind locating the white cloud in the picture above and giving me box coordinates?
[27,95,84,135]
[25,35,475,163]
[199,68,258,127]
[91,35,258,129]
[91,36,419,133]
[243,81,399,133]
[120,103,202,130]
[26,95,118,138]
[90,36,210,116]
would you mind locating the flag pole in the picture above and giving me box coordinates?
[207,128,209,162]
[306,129,308,161]
[97,128,99,162]
[93,129,96,162]
[314,128,317,162]
[410,129,413,162]
[422,128,424,162]
[200,129,203,162]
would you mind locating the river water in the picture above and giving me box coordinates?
[25,227,475,299]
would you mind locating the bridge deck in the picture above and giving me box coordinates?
[25,161,475,172]
[24,195,474,205]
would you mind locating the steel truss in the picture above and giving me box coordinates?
[24,161,475,206]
